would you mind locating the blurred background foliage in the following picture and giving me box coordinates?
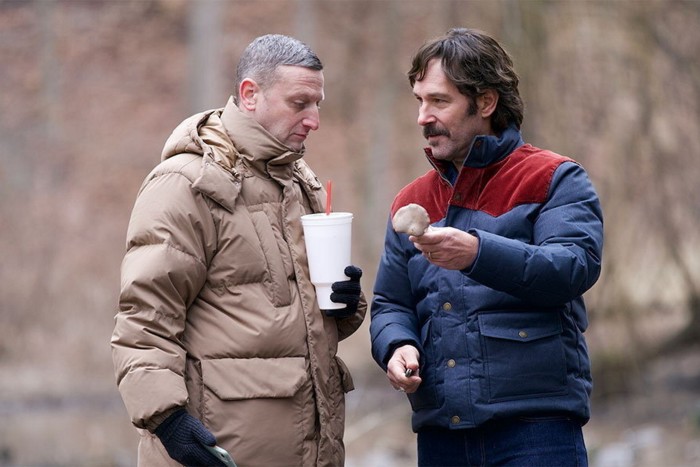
[1,0,700,465]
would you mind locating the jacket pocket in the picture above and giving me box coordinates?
[200,357,312,465]
[202,356,306,399]
[478,311,567,402]
[335,356,354,393]
[249,210,292,307]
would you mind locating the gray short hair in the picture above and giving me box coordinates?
[235,34,323,99]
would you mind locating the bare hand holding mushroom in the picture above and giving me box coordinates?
[392,203,479,270]
[410,227,479,270]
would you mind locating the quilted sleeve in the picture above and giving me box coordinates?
[111,169,216,430]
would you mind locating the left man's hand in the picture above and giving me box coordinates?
[154,409,226,466]
[324,265,362,319]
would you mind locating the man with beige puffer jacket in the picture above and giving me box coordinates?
[111,34,366,467]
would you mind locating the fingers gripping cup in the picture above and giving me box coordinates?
[300,212,353,310]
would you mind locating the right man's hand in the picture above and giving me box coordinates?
[410,226,479,270]
[387,344,422,394]
[154,409,226,466]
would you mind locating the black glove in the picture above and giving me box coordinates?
[325,265,362,319]
[154,409,224,467]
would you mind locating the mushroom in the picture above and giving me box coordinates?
[392,203,431,236]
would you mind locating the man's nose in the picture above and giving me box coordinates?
[303,108,320,131]
[417,104,435,126]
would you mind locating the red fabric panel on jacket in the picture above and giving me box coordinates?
[391,170,451,224]
[452,146,574,217]
[391,145,575,222]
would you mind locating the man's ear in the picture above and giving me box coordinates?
[477,89,498,118]
[239,78,259,111]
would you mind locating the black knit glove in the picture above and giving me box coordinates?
[154,409,224,466]
[325,265,362,319]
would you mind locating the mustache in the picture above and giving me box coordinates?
[423,124,449,139]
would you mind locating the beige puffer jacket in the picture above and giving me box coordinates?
[111,98,366,467]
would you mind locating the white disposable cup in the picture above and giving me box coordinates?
[300,212,353,310]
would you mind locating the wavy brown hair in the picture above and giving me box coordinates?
[408,28,523,133]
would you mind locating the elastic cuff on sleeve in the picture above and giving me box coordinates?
[146,405,186,433]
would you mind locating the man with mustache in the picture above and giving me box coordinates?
[370,28,603,466]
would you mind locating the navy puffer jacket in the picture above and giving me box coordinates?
[370,126,603,432]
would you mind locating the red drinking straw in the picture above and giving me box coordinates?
[326,180,332,215]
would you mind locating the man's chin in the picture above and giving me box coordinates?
[431,149,460,163]
[427,144,446,158]
[287,136,308,151]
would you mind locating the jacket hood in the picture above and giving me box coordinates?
[160,97,305,172]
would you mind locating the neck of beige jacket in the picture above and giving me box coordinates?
[210,97,304,181]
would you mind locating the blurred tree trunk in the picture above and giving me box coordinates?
[504,0,550,143]
[295,0,317,44]
[363,0,400,260]
[327,1,374,261]
[39,0,60,141]
[188,0,224,112]
[635,2,700,353]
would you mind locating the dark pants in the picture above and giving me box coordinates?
[417,415,588,467]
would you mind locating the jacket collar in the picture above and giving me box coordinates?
[425,124,525,179]
[217,100,325,216]
[218,97,305,174]
[160,97,320,213]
